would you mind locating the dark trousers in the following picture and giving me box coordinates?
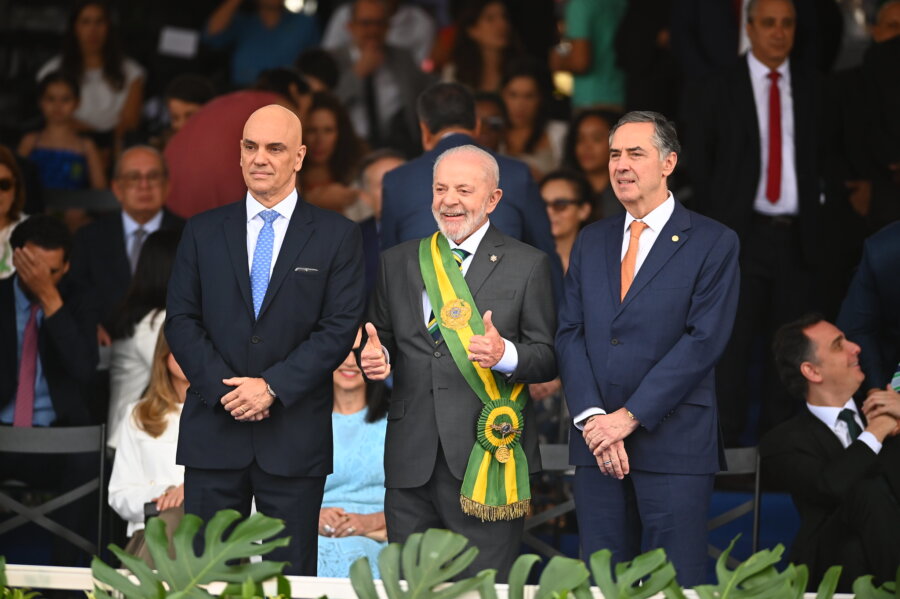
[385,447,524,582]
[573,466,714,587]
[717,217,814,446]
[184,462,325,575]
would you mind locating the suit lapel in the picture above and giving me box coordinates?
[1,280,16,380]
[110,214,131,284]
[257,200,315,320]
[467,225,504,298]
[804,409,846,457]
[405,248,433,344]
[605,215,626,306]
[619,202,692,311]
[223,203,254,318]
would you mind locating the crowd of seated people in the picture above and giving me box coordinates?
[0,0,899,586]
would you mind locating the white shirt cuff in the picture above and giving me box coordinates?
[382,347,390,364]
[492,339,518,375]
[857,431,882,454]
[573,407,607,430]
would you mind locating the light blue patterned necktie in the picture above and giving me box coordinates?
[250,209,279,318]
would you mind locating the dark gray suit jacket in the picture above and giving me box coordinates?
[368,224,557,488]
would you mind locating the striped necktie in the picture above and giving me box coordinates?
[427,248,470,342]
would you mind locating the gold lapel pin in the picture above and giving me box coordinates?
[490,254,498,262]
[671,235,680,242]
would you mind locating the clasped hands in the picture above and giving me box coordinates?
[221,377,273,422]
[583,408,640,480]
[360,311,506,380]
[318,507,381,538]
[862,385,900,437]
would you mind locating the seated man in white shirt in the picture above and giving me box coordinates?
[762,314,900,591]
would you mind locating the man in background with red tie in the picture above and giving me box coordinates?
[556,111,740,586]
[685,0,822,446]
[0,215,98,561]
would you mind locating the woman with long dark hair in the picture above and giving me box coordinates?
[500,60,567,177]
[442,0,521,93]
[37,1,145,151]
[562,108,622,221]
[299,92,367,214]
[107,229,180,447]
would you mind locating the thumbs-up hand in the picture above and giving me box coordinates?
[468,310,505,368]
[360,322,391,380]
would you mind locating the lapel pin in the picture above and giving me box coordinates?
[671,235,680,242]
[490,254,498,262]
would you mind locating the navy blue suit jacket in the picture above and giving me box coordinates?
[837,221,900,392]
[165,198,365,478]
[556,200,740,473]
[379,133,563,299]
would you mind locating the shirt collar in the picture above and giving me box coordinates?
[447,219,491,256]
[623,192,675,235]
[245,189,298,223]
[121,209,164,237]
[747,51,790,82]
[807,398,859,429]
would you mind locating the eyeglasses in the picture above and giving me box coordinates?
[544,198,583,212]
[118,171,165,187]
[0,178,15,192]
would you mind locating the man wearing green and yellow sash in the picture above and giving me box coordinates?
[360,145,557,580]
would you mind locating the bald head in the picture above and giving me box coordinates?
[240,104,307,206]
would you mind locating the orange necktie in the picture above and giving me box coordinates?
[621,221,648,301]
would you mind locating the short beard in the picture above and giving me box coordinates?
[432,203,487,243]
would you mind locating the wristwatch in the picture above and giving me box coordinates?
[265,382,277,399]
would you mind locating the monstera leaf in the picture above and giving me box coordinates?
[91,510,289,599]
[693,537,808,599]
[853,566,899,599]
[349,529,491,599]
[505,553,590,599]
[587,547,683,599]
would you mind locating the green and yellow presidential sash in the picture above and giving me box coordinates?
[418,232,530,521]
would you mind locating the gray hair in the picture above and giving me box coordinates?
[609,110,681,160]
[113,145,169,180]
[433,144,500,189]
[747,0,796,22]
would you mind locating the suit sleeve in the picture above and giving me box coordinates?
[165,218,238,408]
[556,232,607,417]
[626,228,740,431]
[365,251,398,364]
[43,283,98,385]
[509,252,557,384]
[837,242,887,390]
[260,224,365,407]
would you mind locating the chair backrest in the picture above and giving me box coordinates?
[708,446,761,567]
[0,424,106,557]
[0,425,106,454]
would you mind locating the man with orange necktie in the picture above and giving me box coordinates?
[684,0,823,446]
[556,111,740,586]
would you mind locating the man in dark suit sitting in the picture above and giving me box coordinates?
[379,82,562,301]
[69,145,183,346]
[0,215,98,563]
[762,314,900,590]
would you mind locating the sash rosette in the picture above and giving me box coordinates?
[418,232,530,521]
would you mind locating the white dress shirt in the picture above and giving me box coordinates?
[122,209,163,267]
[419,220,518,374]
[573,193,676,429]
[346,46,403,141]
[807,399,881,454]
[108,404,184,537]
[747,52,798,216]
[245,189,297,277]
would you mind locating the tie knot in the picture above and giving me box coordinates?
[768,70,780,82]
[630,221,648,238]
[259,210,279,225]
[452,248,470,262]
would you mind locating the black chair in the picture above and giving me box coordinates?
[522,443,575,559]
[708,446,761,567]
[0,425,107,556]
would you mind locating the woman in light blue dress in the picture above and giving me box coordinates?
[318,329,389,578]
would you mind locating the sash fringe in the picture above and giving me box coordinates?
[459,496,531,521]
